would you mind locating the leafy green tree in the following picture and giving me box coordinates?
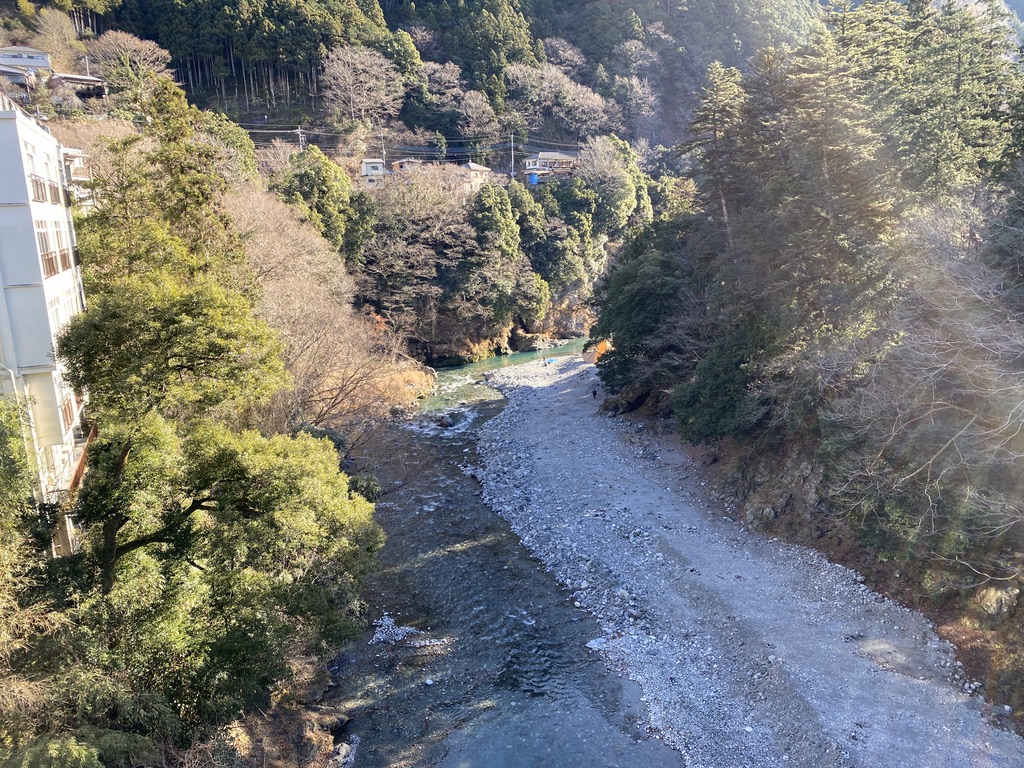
[59,80,286,421]
[591,216,705,394]
[0,400,48,723]
[468,184,539,323]
[269,145,369,266]
[600,29,901,440]
[58,266,285,420]
[577,134,652,237]
[507,179,547,251]
[569,0,645,62]
[197,110,259,181]
[829,0,1022,198]
[75,413,382,654]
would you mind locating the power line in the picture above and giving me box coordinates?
[238,123,582,148]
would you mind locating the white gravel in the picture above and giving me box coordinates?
[474,356,1024,768]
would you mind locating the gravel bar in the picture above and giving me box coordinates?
[475,356,1024,768]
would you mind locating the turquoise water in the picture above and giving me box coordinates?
[419,338,586,415]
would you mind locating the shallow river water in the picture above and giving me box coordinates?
[328,346,683,767]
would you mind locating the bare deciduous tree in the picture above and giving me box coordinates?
[541,38,587,79]
[610,40,658,78]
[225,186,427,447]
[321,45,404,125]
[459,90,498,140]
[423,61,465,111]
[32,9,84,71]
[407,24,441,61]
[87,31,172,105]
[617,75,658,138]
[256,138,299,177]
[505,62,611,136]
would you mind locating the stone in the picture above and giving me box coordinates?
[977,586,1020,620]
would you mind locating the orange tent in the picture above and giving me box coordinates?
[582,339,610,364]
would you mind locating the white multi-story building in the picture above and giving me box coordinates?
[0,92,88,554]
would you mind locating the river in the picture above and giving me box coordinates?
[326,343,684,767]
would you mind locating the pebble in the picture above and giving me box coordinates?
[468,359,1002,768]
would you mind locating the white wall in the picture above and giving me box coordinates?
[0,94,86,503]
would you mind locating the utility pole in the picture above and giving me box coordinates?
[510,132,515,178]
[381,128,386,165]
[297,125,307,151]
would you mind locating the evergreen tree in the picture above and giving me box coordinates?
[269,145,369,266]
[682,61,746,245]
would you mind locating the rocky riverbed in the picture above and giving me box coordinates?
[327,397,684,767]
[475,356,1024,768]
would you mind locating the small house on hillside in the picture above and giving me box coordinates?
[48,73,107,100]
[360,157,386,184]
[0,63,35,92]
[391,157,423,172]
[0,46,51,73]
[460,161,491,193]
[523,151,578,184]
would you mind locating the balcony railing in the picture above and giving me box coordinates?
[29,174,47,203]
[48,181,62,205]
[58,248,72,271]
[41,250,58,278]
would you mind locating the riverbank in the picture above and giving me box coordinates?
[476,356,1024,767]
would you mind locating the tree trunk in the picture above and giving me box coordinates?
[100,514,125,594]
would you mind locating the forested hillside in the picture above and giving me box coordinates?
[590,0,1024,710]
[1,0,825,363]
[5,0,1024,760]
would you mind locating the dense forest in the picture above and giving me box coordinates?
[592,0,1024,709]
[5,0,1024,762]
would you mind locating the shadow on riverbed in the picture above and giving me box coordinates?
[328,398,684,768]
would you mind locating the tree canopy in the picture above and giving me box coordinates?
[3,79,385,765]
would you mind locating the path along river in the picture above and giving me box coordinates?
[328,351,1024,768]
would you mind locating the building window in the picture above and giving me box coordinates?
[41,251,58,278]
[36,223,57,278]
[60,396,75,432]
[55,229,71,271]
[29,174,47,202]
[47,296,60,330]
